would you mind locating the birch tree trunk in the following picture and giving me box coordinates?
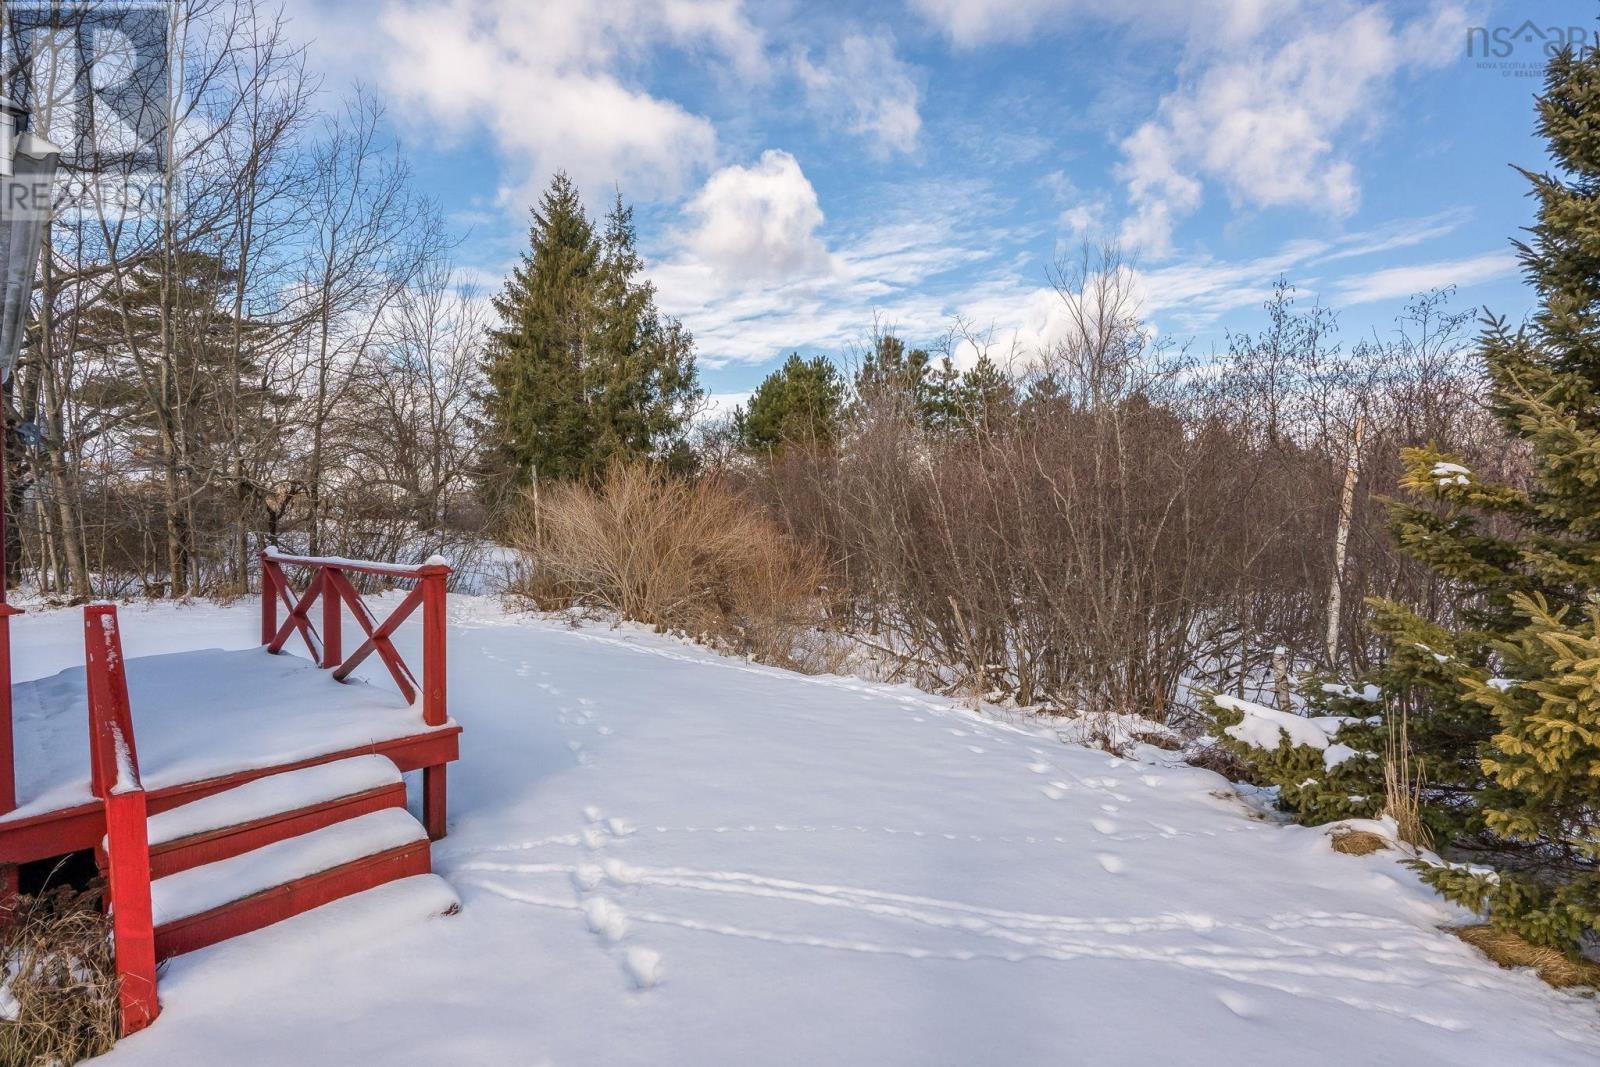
[1325,412,1366,667]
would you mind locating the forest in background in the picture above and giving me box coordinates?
[3,1,1507,704]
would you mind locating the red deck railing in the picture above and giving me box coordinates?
[84,604,160,1035]
[258,550,452,837]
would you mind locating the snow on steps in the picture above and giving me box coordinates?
[139,756,406,877]
[151,808,432,958]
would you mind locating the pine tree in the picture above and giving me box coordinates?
[479,176,701,504]
[1214,49,1600,955]
[735,353,845,453]
[958,354,1018,434]
[854,334,931,416]
[479,173,598,498]
[1406,47,1600,951]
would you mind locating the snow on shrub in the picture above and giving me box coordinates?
[1206,693,1381,824]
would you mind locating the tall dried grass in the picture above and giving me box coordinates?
[508,463,841,672]
[1,887,120,1066]
[1383,709,1433,852]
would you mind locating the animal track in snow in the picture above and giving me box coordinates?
[624,946,662,990]
[1095,853,1126,874]
[572,864,605,892]
[583,897,629,943]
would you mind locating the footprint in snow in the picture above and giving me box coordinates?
[1091,817,1117,836]
[1095,853,1126,874]
[582,897,629,943]
[624,947,663,991]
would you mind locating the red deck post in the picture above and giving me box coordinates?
[105,786,159,1034]
[84,605,160,1034]
[322,567,342,669]
[420,566,448,728]
[260,551,276,646]
[421,565,449,839]
[424,763,447,842]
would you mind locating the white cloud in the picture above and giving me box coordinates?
[929,213,1480,361]
[795,32,922,156]
[909,0,1283,49]
[680,150,835,284]
[653,176,1002,366]
[701,391,753,422]
[1332,250,1518,305]
[1115,3,1470,256]
[300,0,766,209]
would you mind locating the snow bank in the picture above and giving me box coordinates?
[15,599,1582,1067]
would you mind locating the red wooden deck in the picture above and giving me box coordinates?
[0,725,460,866]
[0,552,462,1035]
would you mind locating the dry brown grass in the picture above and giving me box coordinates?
[1382,710,1434,852]
[1,887,120,1066]
[1452,925,1600,989]
[1330,830,1390,856]
[507,463,837,672]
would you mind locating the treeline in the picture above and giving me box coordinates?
[708,257,1505,719]
[8,1,481,598]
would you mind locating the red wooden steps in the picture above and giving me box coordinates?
[116,758,450,961]
[135,754,408,878]
[154,836,433,958]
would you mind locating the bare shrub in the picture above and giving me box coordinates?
[738,260,1508,726]
[508,463,832,670]
[0,888,119,1065]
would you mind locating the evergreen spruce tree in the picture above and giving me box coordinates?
[1213,49,1600,955]
[1408,47,1600,951]
[479,175,701,504]
[919,356,965,433]
[734,353,845,453]
[854,334,931,417]
[958,354,1019,434]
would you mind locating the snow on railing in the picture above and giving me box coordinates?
[83,604,159,1035]
[258,549,451,728]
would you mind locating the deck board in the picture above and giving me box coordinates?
[4,647,457,830]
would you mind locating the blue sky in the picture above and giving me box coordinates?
[280,0,1593,404]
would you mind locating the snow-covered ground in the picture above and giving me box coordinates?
[9,597,1595,1064]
